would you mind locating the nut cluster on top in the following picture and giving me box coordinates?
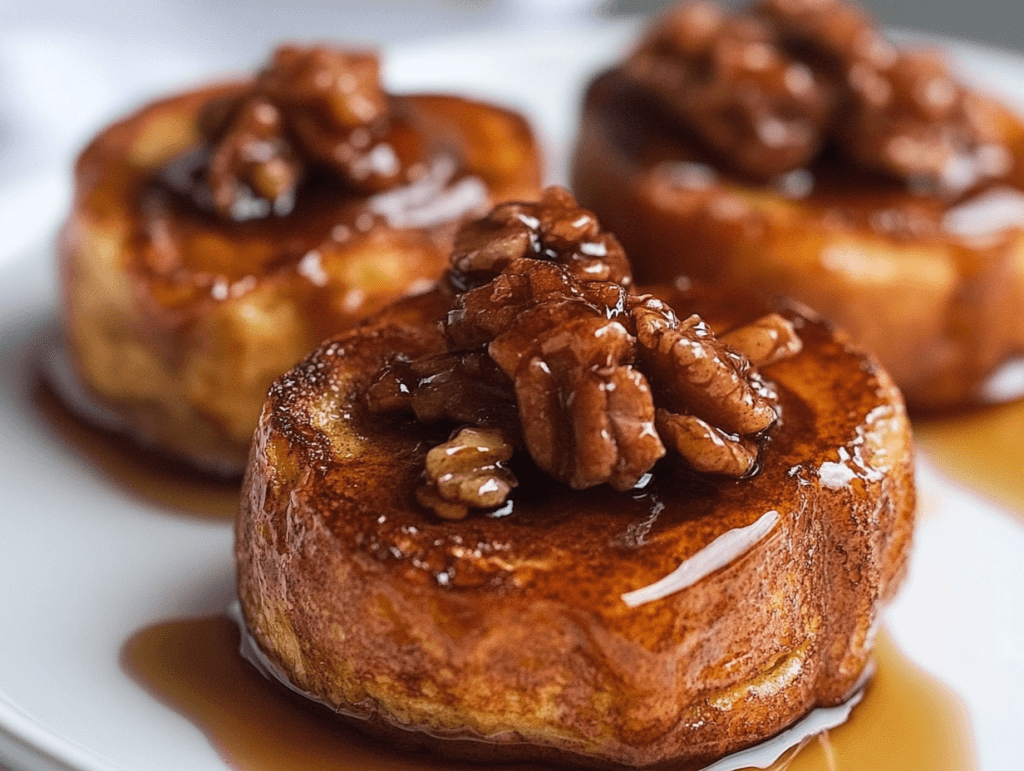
[367,187,802,519]
[626,0,1010,191]
[197,45,410,219]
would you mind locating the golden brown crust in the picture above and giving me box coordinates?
[235,284,915,768]
[570,68,1024,412]
[57,81,541,475]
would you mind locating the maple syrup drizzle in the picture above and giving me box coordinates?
[31,377,239,521]
[912,398,1024,520]
[122,615,975,771]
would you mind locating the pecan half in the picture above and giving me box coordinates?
[418,427,518,520]
[449,186,631,289]
[626,0,1009,190]
[205,97,301,219]
[196,44,410,220]
[719,312,802,366]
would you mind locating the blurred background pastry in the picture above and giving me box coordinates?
[571,0,1024,411]
[56,43,540,474]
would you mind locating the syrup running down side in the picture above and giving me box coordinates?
[121,615,975,771]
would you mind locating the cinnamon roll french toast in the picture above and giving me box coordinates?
[571,0,1024,411]
[235,188,915,769]
[57,44,540,475]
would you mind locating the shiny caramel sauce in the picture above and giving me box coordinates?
[122,616,974,771]
[31,376,238,520]
[913,398,1024,520]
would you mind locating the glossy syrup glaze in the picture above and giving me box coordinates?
[121,615,974,771]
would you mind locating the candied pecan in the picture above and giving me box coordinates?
[839,51,1005,190]
[626,0,831,179]
[632,304,778,435]
[760,0,897,73]
[367,351,517,428]
[258,46,403,191]
[505,307,664,490]
[369,189,804,516]
[417,427,518,520]
[720,312,802,366]
[204,96,301,219]
[448,186,631,289]
[195,44,407,220]
[259,46,388,134]
[628,0,1010,190]
[656,409,759,477]
[446,257,629,352]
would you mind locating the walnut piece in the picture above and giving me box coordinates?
[369,188,802,518]
[448,186,631,289]
[417,427,518,520]
[626,0,831,179]
[719,312,802,366]
[205,97,301,220]
[195,44,407,220]
[627,0,1008,191]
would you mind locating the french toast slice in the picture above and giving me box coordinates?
[571,16,1024,412]
[57,68,540,475]
[235,281,915,769]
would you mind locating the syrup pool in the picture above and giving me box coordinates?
[913,398,1024,520]
[122,615,974,771]
[32,377,239,520]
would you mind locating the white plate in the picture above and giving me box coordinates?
[2,20,1024,771]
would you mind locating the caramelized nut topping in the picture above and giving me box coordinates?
[627,0,1008,192]
[634,307,778,436]
[448,186,631,289]
[369,188,803,518]
[205,97,302,219]
[417,427,518,520]
[196,45,408,220]
[719,312,802,366]
[655,409,759,477]
[626,1,831,178]
[368,351,517,428]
